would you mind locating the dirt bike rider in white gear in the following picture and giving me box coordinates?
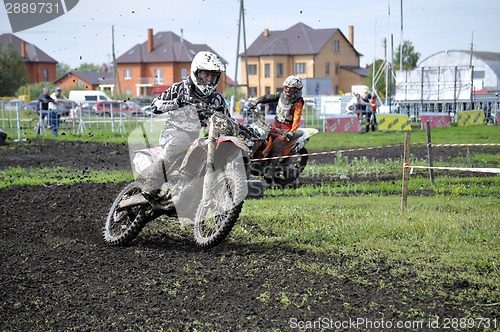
[142,51,228,200]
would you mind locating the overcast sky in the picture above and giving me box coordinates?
[1,0,499,81]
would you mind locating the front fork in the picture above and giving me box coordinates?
[201,116,217,207]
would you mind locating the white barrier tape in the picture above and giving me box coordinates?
[431,143,500,147]
[403,163,500,174]
[250,142,500,163]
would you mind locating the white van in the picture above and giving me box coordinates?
[69,90,112,103]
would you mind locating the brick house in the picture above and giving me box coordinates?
[53,71,114,94]
[0,33,57,84]
[240,23,368,97]
[115,29,227,97]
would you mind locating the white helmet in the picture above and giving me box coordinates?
[282,75,303,100]
[190,51,225,96]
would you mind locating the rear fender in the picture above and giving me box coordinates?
[132,146,164,176]
[294,128,319,151]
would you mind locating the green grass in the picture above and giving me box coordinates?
[0,166,133,189]
[3,117,499,146]
[236,195,499,289]
[1,123,498,319]
[306,125,500,151]
[264,176,500,198]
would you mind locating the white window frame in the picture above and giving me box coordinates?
[124,69,132,80]
[295,63,306,74]
[264,63,270,78]
[333,40,340,52]
[155,68,163,84]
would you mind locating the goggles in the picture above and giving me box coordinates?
[198,70,220,84]
[284,86,300,94]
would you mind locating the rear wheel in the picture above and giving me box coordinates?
[274,147,309,188]
[193,166,246,248]
[103,180,153,246]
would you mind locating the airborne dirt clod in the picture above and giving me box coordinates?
[1,139,498,330]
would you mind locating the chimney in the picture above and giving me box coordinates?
[348,25,354,46]
[147,28,154,52]
[263,28,269,37]
[21,41,26,58]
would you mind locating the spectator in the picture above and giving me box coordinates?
[367,95,378,132]
[49,87,71,136]
[36,87,56,135]
[346,93,365,118]
[360,91,371,114]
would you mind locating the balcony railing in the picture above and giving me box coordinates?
[136,77,156,85]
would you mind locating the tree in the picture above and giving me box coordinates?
[0,42,28,96]
[16,82,50,101]
[56,62,104,80]
[394,40,421,70]
[365,59,395,101]
[56,62,72,78]
[77,63,101,72]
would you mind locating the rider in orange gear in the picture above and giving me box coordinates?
[247,75,304,178]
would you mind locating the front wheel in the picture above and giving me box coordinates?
[103,180,152,246]
[193,166,246,248]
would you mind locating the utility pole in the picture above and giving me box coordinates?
[372,20,378,95]
[234,0,249,107]
[400,0,403,71]
[469,30,474,107]
[384,37,389,105]
[112,25,122,97]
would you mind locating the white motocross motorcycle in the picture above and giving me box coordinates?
[103,105,260,248]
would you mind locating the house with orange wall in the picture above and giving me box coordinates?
[0,33,57,84]
[115,29,227,97]
[240,23,368,97]
[53,71,114,94]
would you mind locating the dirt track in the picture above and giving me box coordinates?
[1,140,498,330]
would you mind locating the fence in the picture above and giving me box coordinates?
[0,103,155,139]
[1,102,498,141]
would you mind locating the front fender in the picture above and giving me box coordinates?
[217,136,251,153]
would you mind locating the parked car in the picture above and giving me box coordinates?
[6,99,26,110]
[93,100,145,117]
[78,101,97,115]
[125,100,143,112]
[68,90,112,104]
[25,100,39,112]
[140,105,155,117]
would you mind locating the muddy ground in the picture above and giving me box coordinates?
[1,140,498,331]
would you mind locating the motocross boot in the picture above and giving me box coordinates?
[142,160,165,201]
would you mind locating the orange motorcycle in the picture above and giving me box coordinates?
[243,109,318,188]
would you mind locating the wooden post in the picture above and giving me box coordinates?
[401,131,411,213]
[425,121,435,186]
